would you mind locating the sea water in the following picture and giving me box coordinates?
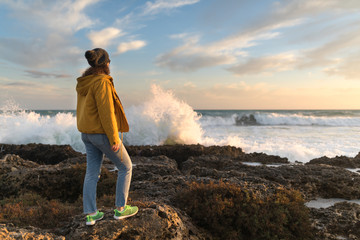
[1,85,360,163]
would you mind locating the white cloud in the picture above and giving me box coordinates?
[184,82,196,88]
[228,53,297,76]
[226,25,360,78]
[0,79,75,109]
[143,0,200,15]
[324,53,360,80]
[145,70,162,76]
[156,30,279,72]
[2,0,99,34]
[156,0,360,75]
[117,40,147,54]
[0,0,99,68]
[174,81,274,109]
[88,27,123,47]
[297,28,360,69]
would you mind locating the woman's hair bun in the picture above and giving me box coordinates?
[85,50,96,61]
[84,48,110,67]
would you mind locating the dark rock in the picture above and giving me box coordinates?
[235,114,258,125]
[307,154,360,168]
[310,202,360,239]
[0,224,64,240]
[126,144,244,168]
[182,155,360,200]
[63,204,209,240]
[0,154,39,175]
[236,152,289,164]
[2,143,360,239]
[0,161,85,201]
[0,143,83,165]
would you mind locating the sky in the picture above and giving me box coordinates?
[1,0,360,110]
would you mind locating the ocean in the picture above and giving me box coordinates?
[1,86,360,163]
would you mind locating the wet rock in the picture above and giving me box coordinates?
[182,155,360,200]
[307,155,360,168]
[0,143,83,165]
[127,144,244,168]
[235,114,258,125]
[2,143,360,239]
[236,152,289,164]
[309,202,360,239]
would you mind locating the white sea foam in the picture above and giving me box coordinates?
[0,106,83,151]
[200,112,360,127]
[125,84,203,145]
[253,112,360,126]
[1,85,360,163]
[0,85,204,153]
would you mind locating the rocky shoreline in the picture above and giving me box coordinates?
[1,143,360,239]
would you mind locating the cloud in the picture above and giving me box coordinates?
[87,27,123,48]
[174,81,360,109]
[3,81,38,87]
[155,1,313,73]
[0,36,82,68]
[1,0,99,34]
[227,53,297,76]
[156,31,279,72]
[156,0,360,75]
[174,81,273,109]
[0,0,99,68]
[297,27,360,69]
[226,25,360,78]
[0,79,75,109]
[117,40,147,54]
[253,0,360,34]
[145,70,162,76]
[143,0,200,15]
[324,53,360,80]
[156,49,235,72]
[183,82,196,88]
[1,80,58,92]
[24,70,71,79]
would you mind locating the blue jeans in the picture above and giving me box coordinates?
[81,133,132,214]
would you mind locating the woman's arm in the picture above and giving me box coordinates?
[94,78,120,147]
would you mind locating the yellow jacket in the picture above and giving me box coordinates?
[76,74,129,146]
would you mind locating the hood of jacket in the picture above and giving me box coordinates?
[76,74,112,96]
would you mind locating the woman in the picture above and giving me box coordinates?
[76,48,138,226]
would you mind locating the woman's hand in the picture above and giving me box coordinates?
[112,144,120,152]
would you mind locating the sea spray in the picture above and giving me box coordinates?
[0,106,83,152]
[0,84,204,152]
[125,84,203,145]
[2,89,360,163]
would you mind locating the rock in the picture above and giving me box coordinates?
[131,156,190,203]
[63,204,209,240]
[0,154,39,175]
[2,143,360,239]
[0,143,83,165]
[181,155,360,200]
[310,202,360,239]
[236,152,289,164]
[0,224,64,240]
[235,114,258,125]
[126,144,244,168]
[307,155,360,168]
[0,160,85,201]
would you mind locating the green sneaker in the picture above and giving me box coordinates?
[86,211,104,226]
[114,205,138,220]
